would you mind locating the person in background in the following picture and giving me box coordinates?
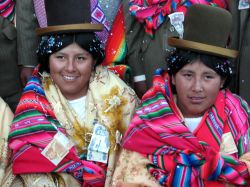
[0,0,21,112]
[2,0,138,186]
[0,0,38,112]
[227,0,250,103]
[112,4,250,186]
[16,0,39,86]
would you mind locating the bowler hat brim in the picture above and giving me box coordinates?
[36,23,104,36]
[168,37,238,58]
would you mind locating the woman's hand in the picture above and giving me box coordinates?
[134,81,147,99]
[20,66,34,87]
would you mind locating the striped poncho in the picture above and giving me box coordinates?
[122,69,250,186]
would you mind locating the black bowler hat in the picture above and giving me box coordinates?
[36,0,103,36]
[168,4,238,58]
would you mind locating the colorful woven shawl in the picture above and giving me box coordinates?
[122,69,250,186]
[8,68,106,186]
[0,0,15,22]
[129,0,227,36]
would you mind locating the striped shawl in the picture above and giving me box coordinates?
[122,69,250,186]
[8,66,138,186]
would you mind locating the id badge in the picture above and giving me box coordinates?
[87,150,108,164]
[87,123,110,163]
[41,131,74,165]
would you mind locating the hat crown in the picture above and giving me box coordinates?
[45,0,90,26]
[183,4,232,48]
[167,4,238,58]
[35,0,103,36]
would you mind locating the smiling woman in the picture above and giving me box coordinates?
[3,0,138,187]
[49,43,95,100]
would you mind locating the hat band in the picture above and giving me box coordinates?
[36,23,104,36]
[168,37,238,58]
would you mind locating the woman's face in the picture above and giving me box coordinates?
[172,60,225,118]
[49,43,95,100]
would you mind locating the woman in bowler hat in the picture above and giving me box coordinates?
[112,4,250,186]
[3,0,138,186]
